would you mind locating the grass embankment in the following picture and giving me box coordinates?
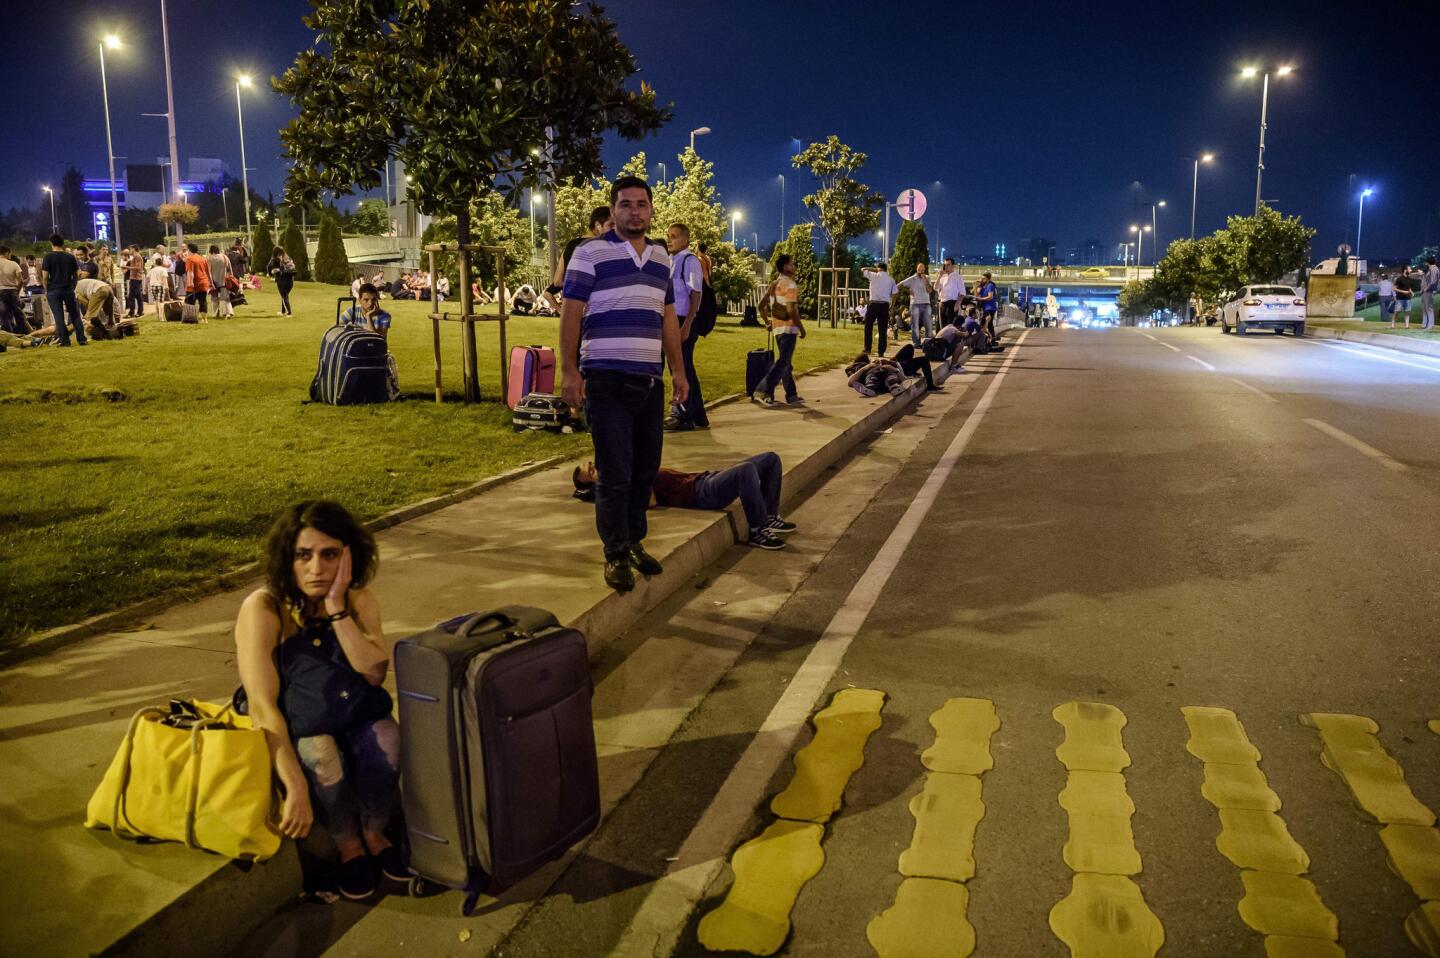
[0,282,861,649]
[1308,304,1440,341]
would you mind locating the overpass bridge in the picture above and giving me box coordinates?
[957,265,1152,289]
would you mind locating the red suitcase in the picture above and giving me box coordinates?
[507,345,556,409]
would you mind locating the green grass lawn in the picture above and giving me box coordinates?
[1309,304,1440,340]
[0,281,861,650]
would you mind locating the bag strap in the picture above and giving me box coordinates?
[109,706,172,841]
[183,714,232,850]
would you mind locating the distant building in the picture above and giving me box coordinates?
[1065,239,1104,266]
[1023,237,1057,265]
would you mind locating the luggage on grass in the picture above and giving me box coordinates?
[181,303,200,324]
[394,607,599,914]
[310,324,390,405]
[506,345,556,409]
[163,301,184,323]
[512,392,581,433]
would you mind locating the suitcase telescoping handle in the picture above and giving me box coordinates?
[336,295,356,326]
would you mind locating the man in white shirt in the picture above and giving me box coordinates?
[896,262,934,345]
[860,262,898,355]
[664,223,707,431]
[935,257,965,328]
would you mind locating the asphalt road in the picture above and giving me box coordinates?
[300,326,1440,957]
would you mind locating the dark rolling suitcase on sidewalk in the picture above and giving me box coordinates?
[745,329,775,396]
[394,607,599,914]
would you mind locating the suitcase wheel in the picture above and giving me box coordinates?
[407,876,427,897]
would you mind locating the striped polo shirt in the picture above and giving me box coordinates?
[563,230,674,378]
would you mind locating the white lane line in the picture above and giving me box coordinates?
[1304,338,1440,375]
[1141,332,1159,342]
[1185,355,1217,371]
[609,332,1033,958]
[1228,377,1277,402]
[1160,342,1182,353]
[1302,418,1409,473]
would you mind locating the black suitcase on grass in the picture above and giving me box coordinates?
[394,607,599,914]
[309,297,389,404]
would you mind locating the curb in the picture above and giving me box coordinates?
[1306,325,1440,360]
[0,456,567,668]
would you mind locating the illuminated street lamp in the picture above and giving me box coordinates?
[1190,153,1214,239]
[1150,201,1166,261]
[1130,224,1151,273]
[1356,188,1374,260]
[730,210,741,246]
[689,126,711,152]
[98,33,123,257]
[1241,65,1295,215]
[42,186,57,233]
[235,74,254,238]
[778,174,786,241]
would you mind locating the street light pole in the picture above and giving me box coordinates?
[98,36,123,261]
[42,186,57,233]
[236,76,253,239]
[1244,65,1292,215]
[1151,200,1166,261]
[1190,154,1213,239]
[731,211,741,246]
[160,0,185,243]
[778,174,785,242]
[1356,189,1372,261]
[689,126,711,152]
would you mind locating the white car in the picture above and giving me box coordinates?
[1220,284,1306,336]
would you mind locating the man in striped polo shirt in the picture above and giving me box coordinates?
[561,175,689,593]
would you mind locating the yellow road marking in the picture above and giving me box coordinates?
[1303,712,1440,956]
[1049,702,1163,957]
[1184,707,1341,951]
[866,878,975,958]
[699,688,885,955]
[696,820,825,955]
[770,688,886,823]
[869,698,998,957]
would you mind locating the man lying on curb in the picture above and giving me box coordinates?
[573,452,797,552]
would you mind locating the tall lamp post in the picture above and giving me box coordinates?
[731,210,741,246]
[778,174,785,242]
[689,126,711,152]
[235,74,254,239]
[42,186,57,233]
[1356,188,1373,262]
[98,34,123,260]
[1241,65,1294,215]
[1150,200,1166,261]
[1129,224,1150,276]
[1190,153,1214,239]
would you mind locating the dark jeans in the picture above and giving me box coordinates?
[893,343,935,389]
[759,332,798,400]
[0,290,27,333]
[677,326,708,426]
[185,289,208,313]
[940,300,959,327]
[277,274,295,314]
[864,302,889,354]
[125,278,144,316]
[983,310,997,342]
[47,288,85,345]
[694,452,783,532]
[584,370,665,560]
[295,716,400,847]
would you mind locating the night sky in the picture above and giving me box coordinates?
[8,0,1437,260]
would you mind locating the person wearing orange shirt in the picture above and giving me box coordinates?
[184,241,214,317]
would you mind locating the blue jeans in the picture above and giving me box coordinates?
[694,452,783,532]
[677,327,708,426]
[295,716,400,846]
[909,303,932,344]
[47,288,85,345]
[584,370,665,560]
[759,333,798,400]
[1379,296,1394,321]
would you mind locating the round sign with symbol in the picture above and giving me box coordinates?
[895,189,927,221]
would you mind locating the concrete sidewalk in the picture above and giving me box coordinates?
[0,353,963,957]
[1307,322,1440,359]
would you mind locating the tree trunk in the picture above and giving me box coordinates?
[457,204,480,403]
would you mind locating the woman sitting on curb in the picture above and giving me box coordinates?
[234,501,403,900]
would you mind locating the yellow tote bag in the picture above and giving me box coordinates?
[85,700,282,862]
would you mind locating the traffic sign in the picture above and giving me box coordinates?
[895,189,927,221]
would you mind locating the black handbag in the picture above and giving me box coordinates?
[233,617,393,738]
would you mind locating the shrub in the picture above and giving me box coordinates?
[280,221,310,281]
[251,224,275,271]
[312,212,350,285]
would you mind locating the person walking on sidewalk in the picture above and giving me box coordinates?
[753,254,805,407]
[860,261,898,355]
[897,261,934,345]
[41,234,86,347]
[560,175,689,594]
[936,257,965,328]
[1422,255,1439,331]
[572,452,798,551]
[664,223,708,432]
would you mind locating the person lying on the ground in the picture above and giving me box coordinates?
[0,328,46,349]
[891,342,941,390]
[845,354,906,397]
[75,277,118,338]
[571,452,797,551]
[233,500,403,902]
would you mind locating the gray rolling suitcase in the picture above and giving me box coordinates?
[394,606,599,914]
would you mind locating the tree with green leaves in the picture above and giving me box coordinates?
[421,192,532,293]
[792,136,884,269]
[1212,206,1314,289]
[889,220,930,310]
[553,177,612,246]
[251,223,274,274]
[770,223,818,319]
[274,0,669,400]
[348,198,390,236]
[313,211,350,284]
[280,221,310,281]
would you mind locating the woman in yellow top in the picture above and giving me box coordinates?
[752,254,807,406]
